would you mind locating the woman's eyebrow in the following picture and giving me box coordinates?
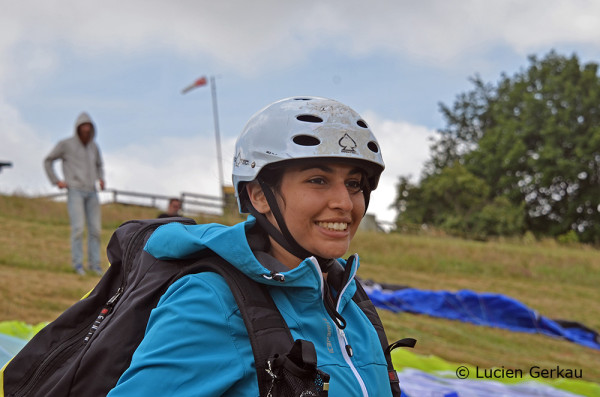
[299,165,333,173]
[298,164,363,176]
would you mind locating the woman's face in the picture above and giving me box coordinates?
[251,161,366,268]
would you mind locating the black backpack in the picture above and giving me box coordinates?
[2,218,413,396]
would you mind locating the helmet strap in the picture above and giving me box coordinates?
[248,204,302,259]
[249,178,330,266]
[249,179,351,329]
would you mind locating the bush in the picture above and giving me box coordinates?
[557,230,579,245]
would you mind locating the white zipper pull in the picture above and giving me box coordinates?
[339,329,353,357]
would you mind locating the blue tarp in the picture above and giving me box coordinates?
[398,368,584,397]
[0,333,27,367]
[365,286,600,350]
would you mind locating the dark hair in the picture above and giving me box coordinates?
[239,164,285,213]
[258,165,285,192]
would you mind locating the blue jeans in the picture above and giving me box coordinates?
[67,188,101,269]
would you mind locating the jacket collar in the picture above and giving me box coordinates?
[144,216,359,308]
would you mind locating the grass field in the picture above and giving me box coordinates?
[1,194,599,384]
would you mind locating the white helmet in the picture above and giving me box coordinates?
[233,96,385,212]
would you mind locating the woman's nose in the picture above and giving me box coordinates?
[328,182,354,211]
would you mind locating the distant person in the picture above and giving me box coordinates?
[157,198,182,218]
[44,112,105,276]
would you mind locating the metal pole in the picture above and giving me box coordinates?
[210,76,225,194]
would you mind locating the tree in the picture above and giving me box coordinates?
[395,51,600,243]
[394,164,524,239]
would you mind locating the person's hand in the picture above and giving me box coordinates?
[57,181,68,189]
[99,179,105,191]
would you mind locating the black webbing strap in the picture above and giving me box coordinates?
[183,256,293,397]
[352,281,415,397]
[184,255,411,396]
[255,178,329,266]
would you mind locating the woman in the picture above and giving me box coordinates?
[107,97,394,396]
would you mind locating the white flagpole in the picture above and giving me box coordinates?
[209,76,225,194]
[181,75,225,197]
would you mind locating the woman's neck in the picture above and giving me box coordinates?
[266,236,329,280]
[267,235,302,270]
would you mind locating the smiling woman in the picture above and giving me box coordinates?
[106,97,401,397]
[246,161,367,267]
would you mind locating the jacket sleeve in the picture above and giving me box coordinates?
[95,144,104,181]
[107,272,255,397]
[43,141,65,185]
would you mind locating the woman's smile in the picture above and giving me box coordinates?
[315,221,349,232]
[253,161,366,268]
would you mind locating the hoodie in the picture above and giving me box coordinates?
[44,112,104,191]
[107,216,392,397]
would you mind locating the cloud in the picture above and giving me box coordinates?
[0,100,231,201]
[0,101,55,195]
[362,111,436,223]
[3,0,600,86]
[2,0,600,223]
[104,134,235,200]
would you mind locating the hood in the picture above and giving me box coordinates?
[74,112,96,138]
[143,216,343,291]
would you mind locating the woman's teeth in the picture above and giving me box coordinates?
[317,222,348,231]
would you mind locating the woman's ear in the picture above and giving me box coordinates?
[246,181,271,214]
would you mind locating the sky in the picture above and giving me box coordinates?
[2,0,600,224]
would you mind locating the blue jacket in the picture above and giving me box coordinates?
[107,216,392,396]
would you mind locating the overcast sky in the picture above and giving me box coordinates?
[2,1,600,223]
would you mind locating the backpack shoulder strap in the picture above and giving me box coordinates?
[180,256,293,397]
[352,281,416,397]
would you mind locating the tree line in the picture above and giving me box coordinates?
[392,51,600,244]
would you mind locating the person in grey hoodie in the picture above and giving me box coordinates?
[44,112,105,275]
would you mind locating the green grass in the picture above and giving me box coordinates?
[1,194,599,384]
[351,225,600,383]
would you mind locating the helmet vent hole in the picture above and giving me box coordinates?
[357,119,368,128]
[293,135,321,146]
[367,141,379,153]
[296,114,323,123]
[294,97,312,101]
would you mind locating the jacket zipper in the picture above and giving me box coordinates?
[334,254,369,396]
[336,327,368,396]
[309,256,369,397]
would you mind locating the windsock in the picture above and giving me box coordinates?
[182,76,208,94]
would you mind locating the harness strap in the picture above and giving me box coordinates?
[352,281,415,397]
[186,256,408,397]
[182,257,293,397]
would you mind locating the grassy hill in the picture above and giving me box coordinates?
[1,194,599,383]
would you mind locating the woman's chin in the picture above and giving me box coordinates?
[311,245,349,260]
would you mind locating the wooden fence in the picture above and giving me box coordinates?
[42,187,390,231]
[43,188,227,215]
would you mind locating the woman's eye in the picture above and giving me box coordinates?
[346,180,363,193]
[308,177,326,185]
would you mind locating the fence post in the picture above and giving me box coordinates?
[222,185,237,215]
